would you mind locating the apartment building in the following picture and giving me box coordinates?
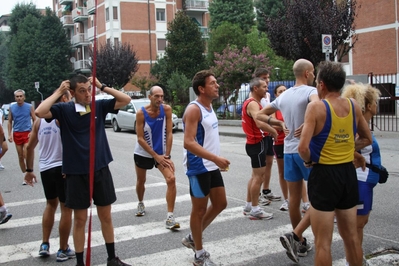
[54,0,210,91]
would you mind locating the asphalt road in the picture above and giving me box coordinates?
[0,122,398,266]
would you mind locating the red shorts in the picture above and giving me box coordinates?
[13,131,30,145]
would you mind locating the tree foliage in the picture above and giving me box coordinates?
[0,32,13,104]
[208,0,255,33]
[246,27,294,80]
[207,22,246,66]
[131,74,157,98]
[6,6,71,102]
[166,71,191,117]
[164,11,206,84]
[254,0,285,32]
[262,0,358,66]
[211,45,270,117]
[90,42,138,90]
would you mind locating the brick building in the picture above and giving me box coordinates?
[54,0,210,92]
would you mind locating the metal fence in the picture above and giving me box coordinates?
[369,73,399,132]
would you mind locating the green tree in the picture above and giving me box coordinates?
[264,0,358,65]
[164,11,206,83]
[0,32,13,104]
[131,74,157,97]
[90,41,139,90]
[207,22,246,66]
[166,71,191,117]
[6,5,71,102]
[254,0,285,32]
[208,0,255,33]
[246,27,294,80]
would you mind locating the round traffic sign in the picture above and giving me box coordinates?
[323,36,331,45]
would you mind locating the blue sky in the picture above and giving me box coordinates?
[2,0,53,16]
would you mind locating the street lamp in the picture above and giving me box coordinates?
[274,67,280,80]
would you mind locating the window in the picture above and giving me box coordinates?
[113,7,118,20]
[105,7,109,21]
[156,9,165,21]
[157,39,166,51]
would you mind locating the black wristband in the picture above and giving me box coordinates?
[164,155,171,159]
[26,168,33,172]
[304,160,312,165]
[267,116,272,125]
[100,83,107,91]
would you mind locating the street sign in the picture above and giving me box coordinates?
[34,82,39,89]
[322,34,332,53]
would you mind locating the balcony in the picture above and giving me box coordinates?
[71,33,90,47]
[59,0,73,4]
[87,0,96,14]
[60,15,74,28]
[186,0,209,10]
[72,7,88,22]
[74,59,91,73]
[199,26,209,38]
[87,26,97,41]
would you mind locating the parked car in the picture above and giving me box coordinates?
[95,93,114,125]
[1,102,16,120]
[111,99,179,133]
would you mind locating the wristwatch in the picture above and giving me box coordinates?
[100,83,107,91]
[164,155,171,159]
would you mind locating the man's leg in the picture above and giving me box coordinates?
[15,143,26,173]
[356,214,369,247]
[42,198,59,245]
[59,202,73,250]
[287,180,303,229]
[135,165,147,202]
[97,205,115,243]
[0,140,8,168]
[159,167,176,213]
[309,207,335,265]
[247,167,265,206]
[73,209,88,253]
[336,207,363,266]
[276,158,288,200]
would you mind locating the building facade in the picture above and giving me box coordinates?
[54,0,210,91]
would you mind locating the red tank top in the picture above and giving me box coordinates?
[242,98,264,144]
[274,110,285,145]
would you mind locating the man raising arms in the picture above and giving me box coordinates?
[133,85,180,230]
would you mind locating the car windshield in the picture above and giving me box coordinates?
[132,101,148,111]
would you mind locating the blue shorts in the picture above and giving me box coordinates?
[284,153,310,182]
[188,169,224,198]
[357,181,376,216]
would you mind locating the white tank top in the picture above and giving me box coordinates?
[38,119,63,172]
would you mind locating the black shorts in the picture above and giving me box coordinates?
[134,154,158,169]
[308,162,358,211]
[188,169,225,198]
[245,137,267,168]
[265,136,274,156]
[273,144,284,159]
[41,166,66,202]
[65,166,117,209]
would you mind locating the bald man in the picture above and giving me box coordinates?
[133,86,180,230]
[256,59,319,263]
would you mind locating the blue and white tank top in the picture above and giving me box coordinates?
[183,101,220,176]
[38,119,63,172]
[357,133,380,184]
[134,105,167,158]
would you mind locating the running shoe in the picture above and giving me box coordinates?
[297,237,312,257]
[182,234,195,251]
[107,257,131,266]
[39,242,50,257]
[258,193,271,206]
[193,251,216,266]
[280,199,289,211]
[56,245,76,262]
[302,202,310,213]
[249,209,273,220]
[135,202,145,216]
[0,161,4,170]
[165,216,180,230]
[0,209,12,225]
[242,205,251,215]
[280,232,299,263]
[265,191,282,201]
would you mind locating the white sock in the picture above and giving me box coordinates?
[195,249,205,258]
[251,206,260,212]
[167,212,173,218]
[0,206,6,212]
[246,202,251,208]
